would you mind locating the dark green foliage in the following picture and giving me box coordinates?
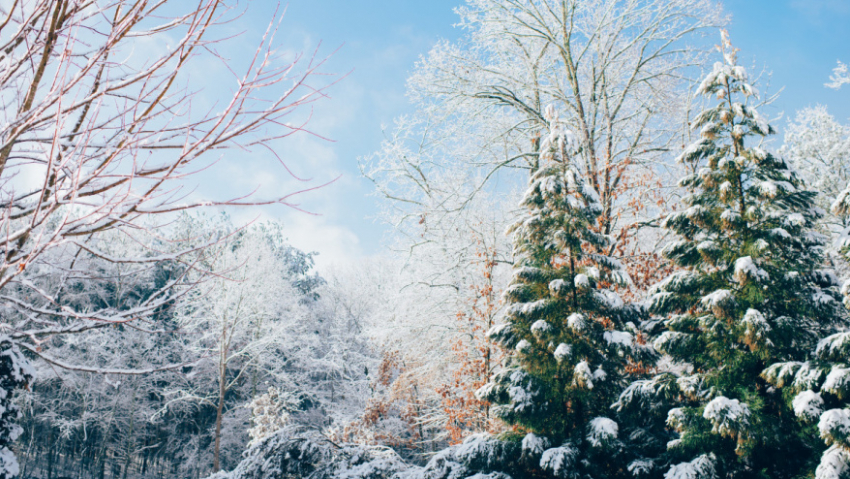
[0,338,33,479]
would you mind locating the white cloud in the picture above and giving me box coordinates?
[789,0,850,17]
[226,204,363,274]
[279,212,363,273]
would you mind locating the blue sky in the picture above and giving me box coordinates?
[200,0,850,271]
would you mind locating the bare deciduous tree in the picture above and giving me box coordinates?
[173,224,311,472]
[362,0,724,266]
[783,105,850,233]
[0,0,334,365]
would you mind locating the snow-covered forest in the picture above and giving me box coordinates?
[1,1,849,478]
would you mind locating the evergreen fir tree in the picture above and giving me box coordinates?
[618,31,845,478]
[759,194,850,479]
[477,105,650,478]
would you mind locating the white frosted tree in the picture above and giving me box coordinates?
[12,215,378,479]
[174,222,313,473]
[362,0,725,278]
[782,106,850,235]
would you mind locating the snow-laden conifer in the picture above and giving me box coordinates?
[761,195,850,477]
[618,31,845,478]
[477,105,651,477]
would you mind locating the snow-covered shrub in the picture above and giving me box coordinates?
[453,434,520,472]
[213,430,532,479]
[819,409,850,448]
[824,367,850,400]
[816,445,850,479]
[247,387,292,447]
[586,417,619,448]
[520,433,549,459]
[209,428,407,479]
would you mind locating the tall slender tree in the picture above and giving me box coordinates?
[622,32,845,478]
[478,106,650,477]
[759,185,850,479]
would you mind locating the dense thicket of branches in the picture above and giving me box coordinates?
[15,216,378,479]
[0,0,334,360]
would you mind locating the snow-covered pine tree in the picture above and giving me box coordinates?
[477,105,650,477]
[758,195,850,479]
[624,31,845,478]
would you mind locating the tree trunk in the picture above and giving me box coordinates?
[141,439,149,476]
[121,389,137,479]
[213,359,227,472]
[47,428,54,479]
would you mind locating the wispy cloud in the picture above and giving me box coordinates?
[789,0,850,19]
